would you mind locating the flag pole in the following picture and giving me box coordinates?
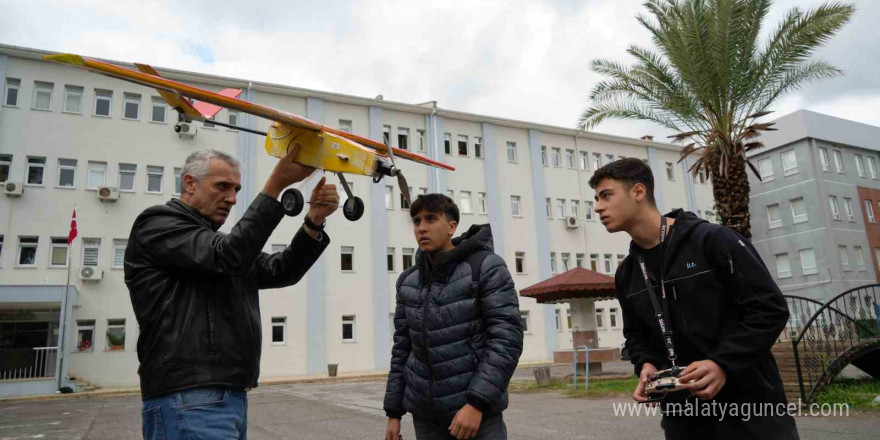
[57,205,75,392]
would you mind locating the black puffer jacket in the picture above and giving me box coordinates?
[383,224,524,424]
[125,193,328,399]
[617,210,791,408]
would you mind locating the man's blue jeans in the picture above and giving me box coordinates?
[142,386,248,440]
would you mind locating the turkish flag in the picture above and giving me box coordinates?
[68,209,78,245]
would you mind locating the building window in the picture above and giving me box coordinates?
[0,235,3,260]
[540,146,547,166]
[545,198,552,219]
[515,252,525,274]
[832,150,844,173]
[272,317,286,344]
[550,252,557,274]
[82,238,101,267]
[604,254,612,273]
[839,245,849,271]
[697,168,707,184]
[609,308,619,328]
[506,142,517,163]
[555,309,562,331]
[474,137,482,158]
[567,309,572,330]
[571,200,580,219]
[477,193,487,214]
[94,89,112,117]
[0,154,10,182]
[416,129,426,152]
[585,201,594,220]
[592,153,601,170]
[550,148,561,167]
[843,197,856,222]
[460,191,472,214]
[605,154,615,165]
[665,162,675,181]
[866,156,878,179]
[790,198,807,224]
[555,199,566,219]
[444,133,452,155]
[561,253,571,271]
[775,253,791,278]
[818,147,830,172]
[853,246,865,271]
[402,248,415,270]
[63,85,84,113]
[764,204,781,229]
[338,119,352,133]
[520,311,530,333]
[151,96,166,123]
[579,151,589,170]
[400,187,412,210]
[865,199,876,223]
[26,156,46,185]
[384,186,393,210]
[341,246,354,271]
[387,247,395,272]
[855,155,865,177]
[57,158,77,188]
[87,161,107,189]
[32,81,53,110]
[48,237,69,267]
[118,163,136,191]
[106,319,125,350]
[758,157,774,182]
[595,308,605,328]
[342,315,356,341]
[510,195,521,217]
[565,149,575,168]
[399,128,410,150]
[4,78,19,107]
[173,167,182,195]
[76,320,95,352]
[781,150,798,176]
[576,253,585,268]
[146,166,164,193]
[18,236,38,266]
[382,125,391,145]
[458,134,468,156]
[829,196,840,221]
[800,248,818,275]
[590,254,599,271]
[112,239,126,269]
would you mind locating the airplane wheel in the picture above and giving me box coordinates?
[343,197,365,221]
[281,188,304,217]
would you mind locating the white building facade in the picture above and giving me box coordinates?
[0,44,715,395]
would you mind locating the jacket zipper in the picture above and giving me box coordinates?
[421,281,434,416]
[727,253,735,275]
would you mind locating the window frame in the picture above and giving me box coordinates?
[506,142,517,163]
[510,195,522,217]
[112,239,127,269]
[790,198,808,224]
[775,253,792,279]
[93,89,112,117]
[829,196,840,221]
[799,248,818,276]
[781,150,798,176]
[118,163,137,192]
[62,85,84,114]
[150,96,167,123]
[81,238,101,267]
[76,320,96,352]
[17,236,38,267]
[271,317,287,345]
[758,157,774,182]
[3,78,20,107]
[342,315,356,342]
[49,237,69,268]
[398,127,410,151]
[514,251,525,274]
[106,319,126,351]
[56,158,78,189]
[32,81,53,111]
[146,165,164,193]
[26,156,46,186]
[87,161,107,190]
[341,246,354,272]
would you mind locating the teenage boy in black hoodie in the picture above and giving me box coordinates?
[591,158,799,439]
[383,194,524,440]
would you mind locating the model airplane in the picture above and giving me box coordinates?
[43,53,455,221]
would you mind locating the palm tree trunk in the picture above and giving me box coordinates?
[711,154,752,239]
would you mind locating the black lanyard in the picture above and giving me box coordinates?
[636,215,678,366]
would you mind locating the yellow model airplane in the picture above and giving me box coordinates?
[43,53,455,221]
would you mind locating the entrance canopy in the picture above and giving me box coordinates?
[520,267,616,304]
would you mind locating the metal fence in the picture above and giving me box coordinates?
[0,347,58,381]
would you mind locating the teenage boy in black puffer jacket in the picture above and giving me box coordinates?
[383,194,523,440]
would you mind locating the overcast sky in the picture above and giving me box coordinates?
[1,0,877,140]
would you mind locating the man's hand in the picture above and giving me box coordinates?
[679,359,727,400]
[263,145,316,198]
[448,404,482,440]
[634,362,657,405]
[384,417,402,440]
[306,176,338,225]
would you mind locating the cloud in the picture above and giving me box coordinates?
[0,0,875,137]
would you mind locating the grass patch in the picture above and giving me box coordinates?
[509,377,639,398]
[813,378,880,411]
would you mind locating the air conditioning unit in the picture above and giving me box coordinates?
[4,181,23,197]
[174,122,198,139]
[79,266,104,281]
[565,216,580,229]
[97,186,119,202]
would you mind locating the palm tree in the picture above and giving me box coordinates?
[579,0,854,238]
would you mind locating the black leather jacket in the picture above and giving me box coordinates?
[125,193,328,399]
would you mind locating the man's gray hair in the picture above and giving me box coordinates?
[181,149,240,181]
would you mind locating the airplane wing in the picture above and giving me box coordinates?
[43,53,454,171]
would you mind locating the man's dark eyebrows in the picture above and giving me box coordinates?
[597,189,612,198]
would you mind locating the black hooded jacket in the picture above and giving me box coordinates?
[383,224,524,424]
[617,210,791,406]
[125,193,329,399]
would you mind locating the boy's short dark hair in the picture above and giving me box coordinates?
[410,193,460,223]
[588,157,656,205]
